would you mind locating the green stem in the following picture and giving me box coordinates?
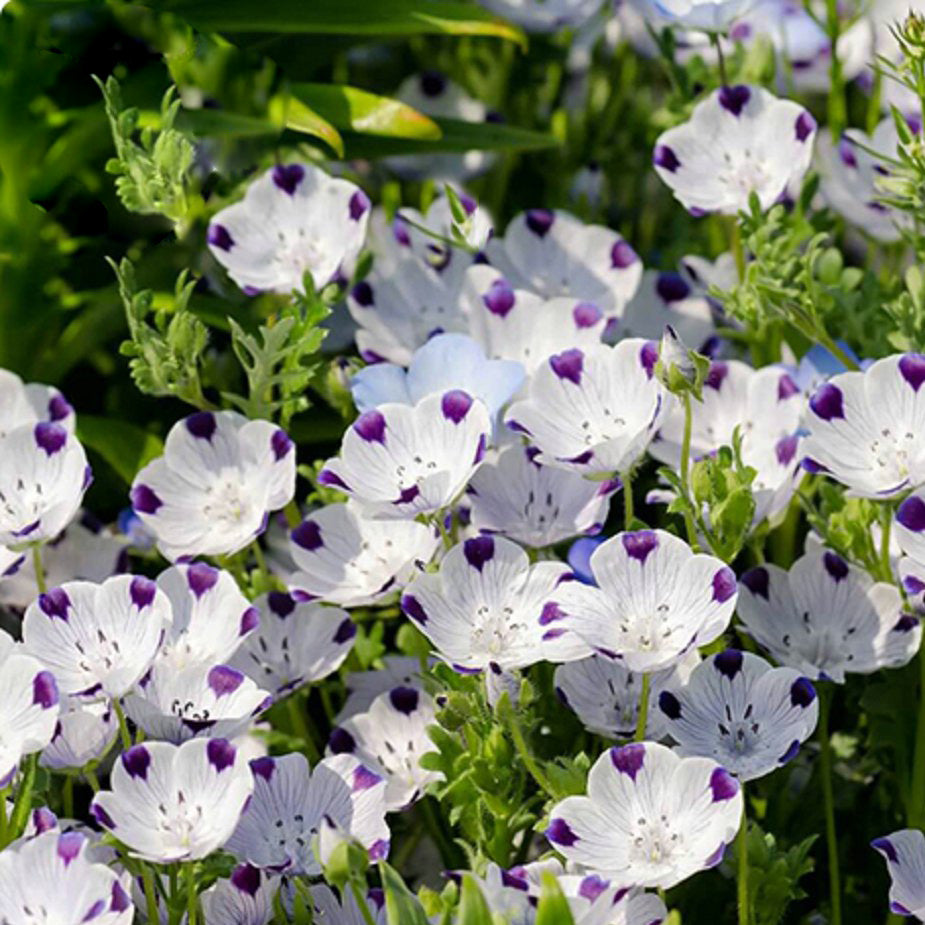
[62,774,74,820]
[908,641,925,828]
[185,863,198,925]
[879,504,894,582]
[679,392,700,550]
[10,755,37,839]
[622,470,634,530]
[730,219,745,283]
[286,693,321,764]
[85,768,100,792]
[634,673,650,741]
[500,695,557,799]
[350,880,378,925]
[283,500,301,530]
[31,544,46,594]
[142,865,159,925]
[0,788,9,848]
[710,32,728,86]
[738,797,749,925]
[818,687,842,925]
[112,699,133,751]
[251,539,271,590]
[824,0,846,139]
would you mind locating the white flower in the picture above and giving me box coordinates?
[460,266,608,374]
[22,575,169,699]
[229,592,354,697]
[350,332,524,422]
[90,738,254,862]
[643,0,755,31]
[653,85,816,215]
[650,360,805,526]
[319,390,491,518]
[553,529,737,673]
[201,864,279,925]
[484,210,642,319]
[0,423,90,546]
[0,830,133,925]
[658,649,818,781]
[401,535,590,672]
[131,411,295,561]
[207,162,370,295]
[467,445,620,547]
[227,752,390,875]
[328,687,441,810]
[477,0,605,31]
[801,353,925,497]
[546,741,742,888]
[337,655,427,721]
[40,698,117,771]
[288,502,438,607]
[737,549,921,682]
[555,650,699,740]
[0,369,74,437]
[307,884,386,925]
[504,340,665,477]
[871,829,925,919]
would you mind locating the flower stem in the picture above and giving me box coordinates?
[286,692,321,765]
[634,673,650,741]
[350,880,378,925]
[142,865,159,925]
[31,544,46,594]
[112,699,133,751]
[710,32,728,86]
[738,796,749,925]
[818,686,842,925]
[879,503,894,582]
[622,470,634,530]
[185,863,198,925]
[10,755,37,840]
[908,641,925,828]
[499,694,557,799]
[62,774,74,819]
[679,392,700,550]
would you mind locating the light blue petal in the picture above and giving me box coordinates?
[350,364,412,412]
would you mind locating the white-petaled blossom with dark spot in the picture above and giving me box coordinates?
[871,829,925,919]
[555,650,700,741]
[0,368,74,437]
[318,390,490,519]
[737,549,920,682]
[653,85,816,215]
[124,662,271,743]
[0,422,90,547]
[553,530,737,673]
[131,411,295,561]
[328,686,440,810]
[895,491,925,604]
[0,632,59,785]
[0,830,133,925]
[476,0,605,31]
[460,266,608,375]
[484,209,642,320]
[22,575,169,699]
[504,340,665,477]
[801,353,925,497]
[226,752,390,875]
[658,649,818,781]
[467,445,621,548]
[619,270,717,354]
[350,332,525,425]
[200,864,279,925]
[401,535,590,673]
[40,698,117,771]
[649,360,805,526]
[229,592,354,697]
[90,738,254,863]
[288,502,438,608]
[643,0,755,30]
[337,655,428,721]
[206,162,370,296]
[308,884,387,925]
[546,741,742,888]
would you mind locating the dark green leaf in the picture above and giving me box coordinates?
[77,416,164,485]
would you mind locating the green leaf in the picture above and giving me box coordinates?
[535,873,576,925]
[268,95,344,157]
[379,861,431,925]
[176,108,281,138]
[456,875,493,925]
[291,82,440,140]
[77,416,164,485]
[338,117,558,159]
[164,0,526,45]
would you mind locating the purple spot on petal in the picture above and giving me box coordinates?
[525,209,555,237]
[32,671,58,708]
[900,354,925,392]
[705,842,726,867]
[185,411,216,440]
[334,618,356,644]
[719,84,751,116]
[272,164,305,196]
[611,743,646,780]
[349,190,371,221]
[34,422,67,455]
[90,803,115,829]
[239,607,259,636]
[656,272,690,302]
[187,562,219,598]
[318,469,350,491]
[268,591,296,617]
[572,302,602,328]
[809,383,844,421]
[894,614,919,633]
[653,144,680,172]
[622,530,658,563]
[420,71,446,97]
[610,239,638,269]
[208,665,245,696]
[823,551,849,582]
[795,111,816,141]
[539,602,565,625]
[714,649,743,678]
[230,864,262,897]
[396,484,420,505]
[778,374,800,400]
[39,587,70,620]
[207,738,236,772]
[110,880,131,912]
[208,223,234,251]
[131,484,162,515]
[546,817,579,846]
[441,389,474,424]
[56,831,84,866]
[292,520,324,551]
[872,836,898,863]
[352,765,381,792]
[130,576,157,609]
[353,410,387,444]
[121,745,151,780]
[368,838,389,860]
[790,677,816,707]
[482,278,516,317]
[659,691,682,719]
[775,434,799,466]
[329,727,357,754]
[271,429,293,461]
[401,594,428,625]
[578,875,609,902]
[463,536,494,571]
[705,362,728,390]
[251,756,275,781]
[838,138,858,168]
[710,767,739,801]
[389,686,420,714]
[712,567,737,603]
[351,281,374,307]
[549,348,583,385]
[778,740,801,764]
[48,394,72,422]
[640,341,658,378]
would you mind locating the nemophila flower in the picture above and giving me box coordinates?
[467,445,620,548]
[786,342,865,395]
[131,411,295,561]
[229,592,354,697]
[817,118,910,243]
[801,353,925,497]
[546,741,742,888]
[737,549,920,681]
[288,502,438,607]
[41,698,117,771]
[200,864,279,925]
[0,369,74,436]
[553,530,736,673]
[308,884,386,925]
[0,512,127,611]
[650,360,805,526]
[477,0,605,31]
[124,662,270,743]
[328,687,440,810]
[0,422,90,546]
[0,830,133,925]
[154,562,258,671]
[642,0,755,30]
[555,651,699,740]
[619,270,717,353]
[679,252,739,296]
[401,535,589,673]
[567,535,606,584]
[22,575,170,699]
[658,650,818,780]
[460,266,608,374]
[90,738,254,862]
[0,634,59,784]
[504,340,665,477]
[227,752,390,875]
[338,655,427,720]
[871,829,925,919]
[206,162,370,295]
[484,210,642,319]
[350,333,524,421]
[653,85,816,215]
[318,390,491,518]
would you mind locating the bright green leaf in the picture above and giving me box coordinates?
[456,875,493,925]
[268,95,344,157]
[379,861,431,925]
[535,872,576,925]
